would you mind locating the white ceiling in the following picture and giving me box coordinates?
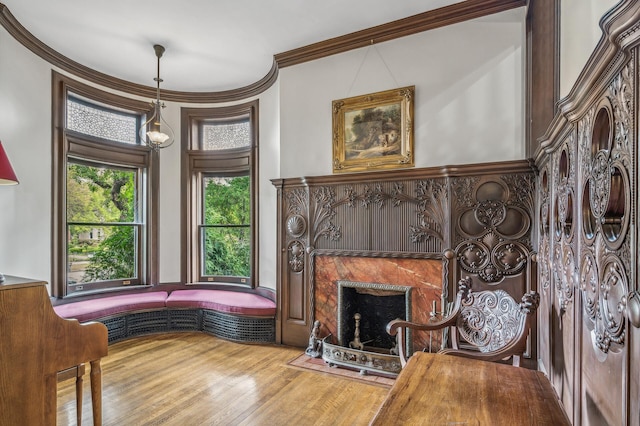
[2,0,465,92]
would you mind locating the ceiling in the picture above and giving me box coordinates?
[2,0,467,93]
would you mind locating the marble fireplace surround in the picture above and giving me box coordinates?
[311,252,447,353]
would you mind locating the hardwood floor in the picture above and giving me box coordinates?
[57,332,389,425]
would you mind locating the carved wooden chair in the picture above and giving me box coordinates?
[387,277,540,367]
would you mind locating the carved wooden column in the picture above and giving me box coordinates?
[273,178,312,345]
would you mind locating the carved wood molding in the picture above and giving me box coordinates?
[275,160,535,187]
[0,3,278,103]
[309,249,445,260]
[275,0,526,68]
[1,1,524,103]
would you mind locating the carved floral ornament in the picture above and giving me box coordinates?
[573,63,634,354]
[538,235,551,293]
[553,242,576,311]
[288,241,305,273]
[300,181,449,249]
[456,181,531,283]
[538,165,552,294]
[580,250,628,355]
[457,286,539,352]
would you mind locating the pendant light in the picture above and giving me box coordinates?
[140,44,175,150]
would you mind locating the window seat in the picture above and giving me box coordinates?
[165,289,276,316]
[53,289,276,344]
[53,291,169,323]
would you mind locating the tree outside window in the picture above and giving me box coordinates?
[202,175,250,278]
[66,162,138,284]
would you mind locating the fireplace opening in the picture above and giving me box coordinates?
[337,280,412,353]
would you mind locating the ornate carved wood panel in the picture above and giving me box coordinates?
[273,162,536,365]
[535,3,639,422]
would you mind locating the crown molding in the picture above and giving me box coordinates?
[275,0,526,68]
[1,1,523,102]
[0,3,278,103]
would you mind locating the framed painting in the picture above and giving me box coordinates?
[332,86,414,173]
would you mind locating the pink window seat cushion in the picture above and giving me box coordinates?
[166,289,276,317]
[53,291,169,322]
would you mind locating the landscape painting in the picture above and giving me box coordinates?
[332,86,414,173]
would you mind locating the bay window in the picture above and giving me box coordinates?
[52,72,158,297]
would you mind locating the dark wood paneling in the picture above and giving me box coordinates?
[273,160,537,355]
[526,0,559,157]
[535,2,639,423]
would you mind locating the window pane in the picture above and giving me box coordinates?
[203,176,250,225]
[67,96,139,144]
[201,120,250,150]
[201,174,250,278]
[67,163,137,223]
[202,226,250,277]
[66,162,139,285]
[67,225,137,284]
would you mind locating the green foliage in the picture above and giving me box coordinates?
[203,176,250,278]
[67,163,135,222]
[66,163,253,284]
[67,163,137,282]
[83,226,135,281]
[204,176,249,225]
[204,228,250,277]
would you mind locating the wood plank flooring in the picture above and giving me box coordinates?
[56,332,389,425]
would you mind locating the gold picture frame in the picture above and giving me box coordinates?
[332,86,414,173]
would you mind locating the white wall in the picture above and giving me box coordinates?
[0,28,52,283]
[279,8,526,178]
[560,0,619,98]
[0,25,281,291]
[256,81,280,291]
[0,8,525,292]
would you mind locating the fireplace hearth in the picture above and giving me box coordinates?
[321,280,412,376]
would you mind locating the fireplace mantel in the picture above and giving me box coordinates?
[272,160,537,366]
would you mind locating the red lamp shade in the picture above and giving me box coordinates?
[0,142,18,185]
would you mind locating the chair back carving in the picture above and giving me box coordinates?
[455,285,536,354]
[387,277,540,367]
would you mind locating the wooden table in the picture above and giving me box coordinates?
[370,352,570,426]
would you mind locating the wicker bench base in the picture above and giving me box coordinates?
[96,308,275,344]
